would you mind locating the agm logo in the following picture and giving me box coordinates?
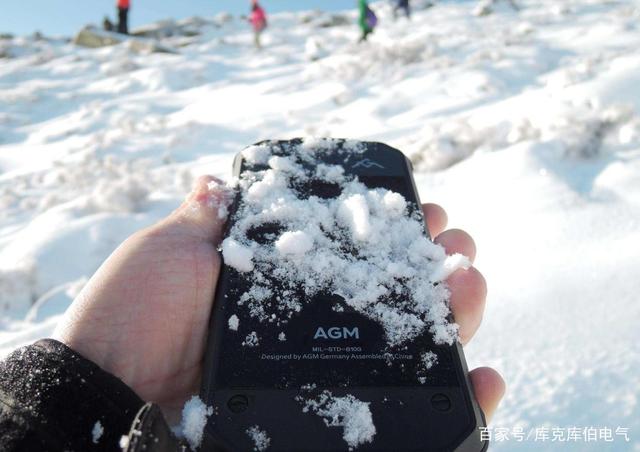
[313,327,360,340]
[352,158,385,170]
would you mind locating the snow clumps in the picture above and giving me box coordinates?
[417,351,439,384]
[228,314,240,331]
[275,230,314,256]
[243,331,259,347]
[119,435,130,450]
[91,421,104,444]
[221,239,254,272]
[246,425,271,451]
[206,178,235,219]
[179,396,214,450]
[301,391,376,449]
[221,139,467,346]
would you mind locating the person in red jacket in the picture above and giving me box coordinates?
[117,0,130,34]
[249,0,267,48]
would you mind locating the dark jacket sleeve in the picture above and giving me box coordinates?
[0,339,190,452]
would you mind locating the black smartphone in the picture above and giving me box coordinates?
[200,139,487,452]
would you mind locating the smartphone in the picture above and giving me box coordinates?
[200,139,487,451]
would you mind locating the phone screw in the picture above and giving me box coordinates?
[228,395,249,413]
[431,393,452,412]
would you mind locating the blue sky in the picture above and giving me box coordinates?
[2,1,350,36]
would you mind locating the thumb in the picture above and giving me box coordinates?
[157,175,233,245]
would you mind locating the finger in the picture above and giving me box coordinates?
[434,229,477,263]
[447,267,487,345]
[422,203,448,238]
[158,175,233,245]
[469,367,506,423]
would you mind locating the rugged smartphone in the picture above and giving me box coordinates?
[200,139,487,451]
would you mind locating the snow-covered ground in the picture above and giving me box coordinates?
[1,0,639,450]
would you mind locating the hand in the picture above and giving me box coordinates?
[54,176,505,422]
[421,202,505,422]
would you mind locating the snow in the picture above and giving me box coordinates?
[91,420,104,444]
[242,331,260,347]
[205,179,233,219]
[246,425,271,452]
[179,396,213,451]
[242,145,272,165]
[301,391,376,449]
[382,191,407,216]
[225,144,461,346]
[338,194,372,242]
[221,238,254,273]
[315,163,345,182]
[421,351,438,370]
[118,435,130,450]
[274,230,314,257]
[1,0,639,449]
[418,351,439,384]
[227,314,239,331]
[429,253,472,283]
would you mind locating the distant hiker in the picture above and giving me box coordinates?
[249,0,268,49]
[103,16,114,32]
[358,0,378,42]
[117,0,130,35]
[393,0,411,19]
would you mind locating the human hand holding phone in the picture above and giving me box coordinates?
[54,171,505,428]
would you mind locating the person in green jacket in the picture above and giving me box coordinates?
[358,0,377,41]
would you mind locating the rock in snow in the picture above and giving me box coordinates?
[73,26,176,53]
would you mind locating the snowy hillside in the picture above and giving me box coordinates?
[1,0,640,450]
